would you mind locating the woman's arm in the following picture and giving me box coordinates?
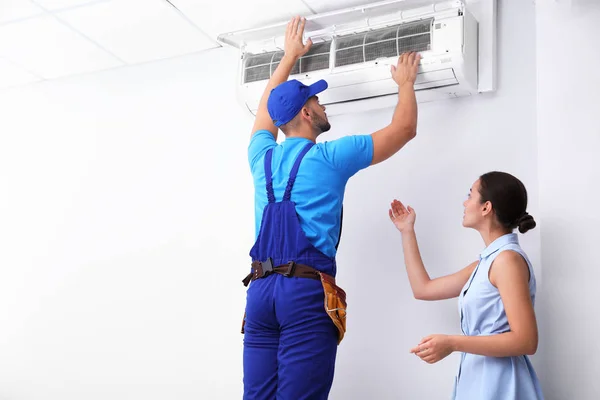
[412,250,538,363]
[471,250,538,355]
[389,200,477,300]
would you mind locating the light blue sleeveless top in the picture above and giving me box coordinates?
[453,233,544,400]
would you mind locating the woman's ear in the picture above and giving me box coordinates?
[481,200,493,217]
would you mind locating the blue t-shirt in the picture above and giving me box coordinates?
[248,130,373,258]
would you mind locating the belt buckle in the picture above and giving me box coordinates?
[283,261,296,277]
[258,257,274,278]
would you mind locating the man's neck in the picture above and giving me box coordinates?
[285,129,317,143]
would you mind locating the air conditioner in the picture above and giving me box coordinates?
[218,0,493,116]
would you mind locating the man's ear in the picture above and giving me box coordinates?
[301,105,311,120]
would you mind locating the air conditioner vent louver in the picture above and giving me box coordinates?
[335,18,433,67]
[243,41,332,83]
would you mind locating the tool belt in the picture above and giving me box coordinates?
[242,257,347,344]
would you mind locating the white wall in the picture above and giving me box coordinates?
[536,1,600,399]
[0,0,543,399]
[0,50,255,399]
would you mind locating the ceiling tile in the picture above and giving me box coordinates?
[0,57,41,89]
[0,15,123,79]
[57,0,218,65]
[32,0,109,12]
[0,0,44,24]
[170,0,313,40]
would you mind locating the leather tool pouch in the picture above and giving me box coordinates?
[318,272,347,345]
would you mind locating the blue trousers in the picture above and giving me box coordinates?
[243,274,338,399]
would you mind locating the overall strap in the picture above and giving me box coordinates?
[264,148,275,203]
[283,142,314,202]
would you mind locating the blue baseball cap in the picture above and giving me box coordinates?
[267,79,328,127]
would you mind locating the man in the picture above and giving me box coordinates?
[242,16,420,399]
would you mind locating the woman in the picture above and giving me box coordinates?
[389,171,544,400]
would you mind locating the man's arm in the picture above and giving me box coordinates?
[370,52,420,165]
[250,16,313,140]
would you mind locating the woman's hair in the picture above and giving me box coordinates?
[478,171,536,233]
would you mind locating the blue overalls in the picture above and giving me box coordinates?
[243,142,339,400]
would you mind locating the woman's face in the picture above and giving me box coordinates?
[463,179,486,229]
